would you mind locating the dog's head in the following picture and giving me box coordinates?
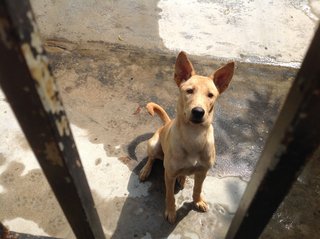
[174,51,235,126]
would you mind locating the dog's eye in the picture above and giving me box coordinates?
[186,89,194,94]
[208,93,214,98]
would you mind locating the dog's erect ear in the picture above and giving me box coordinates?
[174,51,195,87]
[212,62,235,94]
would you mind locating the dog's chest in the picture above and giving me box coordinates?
[176,142,213,173]
[185,153,202,168]
[176,153,208,175]
[168,123,215,174]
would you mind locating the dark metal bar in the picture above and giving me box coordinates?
[0,1,105,239]
[226,26,320,239]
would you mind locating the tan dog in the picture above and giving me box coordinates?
[139,51,235,224]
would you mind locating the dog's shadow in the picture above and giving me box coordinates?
[111,134,194,239]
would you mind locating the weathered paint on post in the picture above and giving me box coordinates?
[21,11,71,137]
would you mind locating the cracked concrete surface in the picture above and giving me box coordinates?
[1,0,319,238]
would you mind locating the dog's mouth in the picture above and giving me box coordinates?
[190,118,204,124]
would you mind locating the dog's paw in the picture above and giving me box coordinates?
[194,199,208,212]
[177,175,186,189]
[165,209,177,224]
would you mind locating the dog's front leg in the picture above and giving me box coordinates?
[164,171,176,224]
[193,170,208,212]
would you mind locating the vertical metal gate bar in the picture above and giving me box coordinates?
[226,26,320,239]
[0,1,105,239]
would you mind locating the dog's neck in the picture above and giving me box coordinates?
[174,115,213,154]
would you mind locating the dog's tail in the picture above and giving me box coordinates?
[146,102,171,125]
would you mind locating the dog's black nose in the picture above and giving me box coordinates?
[191,107,205,120]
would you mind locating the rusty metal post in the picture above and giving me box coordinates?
[226,26,320,239]
[0,1,105,239]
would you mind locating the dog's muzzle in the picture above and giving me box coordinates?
[191,107,205,124]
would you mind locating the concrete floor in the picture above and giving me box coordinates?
[1,0,319,238]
